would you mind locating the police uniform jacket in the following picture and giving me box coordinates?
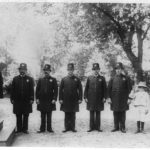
[0,72,3,98]
[84,75,107,111]
[108,74,132,111]
[10,75,34,114]
[59,75,83,112]
[36,76,58,112]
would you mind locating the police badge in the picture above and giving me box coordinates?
[99,79,102,82]
[26,79,29,82]
[123,78,126,81]
[49,79,53,82]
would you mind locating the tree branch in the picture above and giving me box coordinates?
[92,4,125,42]
[123,44,138,63]
[100,9,121,30]
[142,24,150,40]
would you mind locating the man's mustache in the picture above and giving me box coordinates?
[44,72,49,75]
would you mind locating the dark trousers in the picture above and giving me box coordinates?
[113,111,126,130]
[64,112,76,130]
[40,111,52,131]
[16,114,29,131]
[89,111,101,130]
[0,86,3,98]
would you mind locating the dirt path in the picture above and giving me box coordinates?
[1,98,150,147]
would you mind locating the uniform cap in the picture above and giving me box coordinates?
[92,63,100,70]
[18,63,27,70]
[115,62,124,70]
[43,64,51,71]
[67,63,74,70]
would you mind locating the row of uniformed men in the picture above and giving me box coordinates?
[10,62,132,134]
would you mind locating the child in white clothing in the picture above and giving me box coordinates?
[129,82,149,133]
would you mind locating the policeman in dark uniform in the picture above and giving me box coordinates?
[84,63,107,132]
[0,71,3,98]
[36,64,58,133]
[107,62,132,133]
[59,63,83,132]
[10,63,34,134]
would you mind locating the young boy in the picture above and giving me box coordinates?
[129,82,149,133]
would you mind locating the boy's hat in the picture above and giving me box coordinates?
[138,82,147,88]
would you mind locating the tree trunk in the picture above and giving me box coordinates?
[122,31,143,82]
[132,60,143,81]
[124,45,143,81]
[137,28,144,81]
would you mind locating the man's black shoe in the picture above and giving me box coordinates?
[111,128,119,132]
[97,129,103,132]
[71,129,77,132]
[15,130,22,134]
[22,130,29,134]
[121,129,126,133]
[62,129,69,133]
[37,130,45,133]
[87,129,94,132]
[47,129,54,133]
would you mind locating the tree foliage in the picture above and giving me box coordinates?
[66,3,150,80]
[1,3,150,84]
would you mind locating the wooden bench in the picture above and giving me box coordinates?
[0,120,16,146]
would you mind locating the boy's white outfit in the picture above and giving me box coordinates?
[134,91,149,122]
[130,90,149,122]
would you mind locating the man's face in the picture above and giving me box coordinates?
[19,69,27,76]
[116,68,122,75]
[93,69,100,75]
[68,69,74,76]
[44,70,50,77]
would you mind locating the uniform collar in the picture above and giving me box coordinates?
[67,74,75,78]
[19,74,26,78]
[94,74,100,78]
[116,73,122,77]
[116,73,125,78]
[44,75,51,79]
